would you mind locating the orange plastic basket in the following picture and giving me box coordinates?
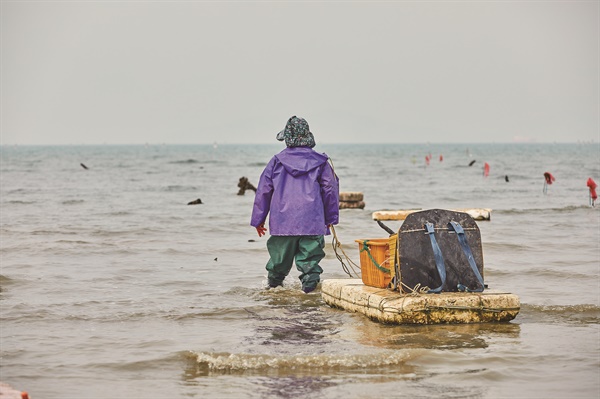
[355,237,395,288]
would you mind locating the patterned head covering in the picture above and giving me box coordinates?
[276,116,316,148]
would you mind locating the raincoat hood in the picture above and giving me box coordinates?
[274,147,329,177]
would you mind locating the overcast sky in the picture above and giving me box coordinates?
[1,0,598,145]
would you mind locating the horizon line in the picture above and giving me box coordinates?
[0,140,598,147]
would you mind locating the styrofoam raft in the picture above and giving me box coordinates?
[321,279,520,325]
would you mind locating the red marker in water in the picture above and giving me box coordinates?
[543,172,555,194]
[483,162,490,177]
[587,177,597,207]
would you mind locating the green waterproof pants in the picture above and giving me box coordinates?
[265,235,325,290]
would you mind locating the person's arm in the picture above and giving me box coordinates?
[320,160,339,227]
[250,158,276,234]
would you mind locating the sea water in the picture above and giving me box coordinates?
[1,143,598,398]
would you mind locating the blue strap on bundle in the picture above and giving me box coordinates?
[449,221,485,292]
[425,222,446,294]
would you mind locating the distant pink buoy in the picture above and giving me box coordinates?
[587,177,597,207]
[543,172,555,194]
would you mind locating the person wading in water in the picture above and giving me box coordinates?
[251,116,339,294]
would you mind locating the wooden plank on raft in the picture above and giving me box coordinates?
[372,208,492,221]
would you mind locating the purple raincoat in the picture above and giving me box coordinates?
[251,147,339,236]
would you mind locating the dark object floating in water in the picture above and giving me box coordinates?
[80,163,89,170]
[187,198,203,205]
[505,175,510,182]
[237,177,257,195]
[468,160,476,167]
[339,192,365,209]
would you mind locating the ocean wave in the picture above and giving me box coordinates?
[169,159,225,165]
[102,211,134,217]
[31,229,78,236]
[163,185,199,192]
[189,350,411,373]
[520,303,600,324]
[166,307,258,321]
[4,200,37,205]
[61,199,85,205]
[247,162,267,167]
[4,188,38,194]
[484,242,529,252]
[89,227,161,237]
[498,205,595,214]
[491,267,595,279]
[91,352,185,372]
[168,159,200,164]
[1,297,263,323]
[53,239,92,245]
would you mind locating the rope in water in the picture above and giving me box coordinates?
[330,225,361,278]
[327,158,361,278]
